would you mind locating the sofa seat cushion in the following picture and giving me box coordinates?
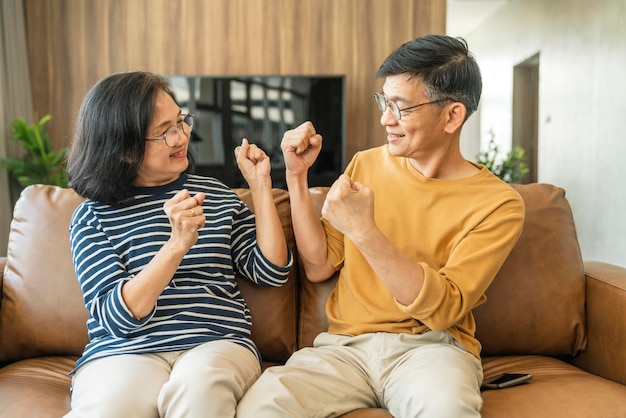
[0,356,75,417]
[481,355,626,417]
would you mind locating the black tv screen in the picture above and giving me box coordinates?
[165,75,346,189]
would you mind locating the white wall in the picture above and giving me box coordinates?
[449,0,626,268]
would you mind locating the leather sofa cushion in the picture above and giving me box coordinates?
[233,188,298,362]
[480,355,626,417]
[0,356,75,415]
[474,183,586,356]
[0,185,298,364]
[297,187,334,348]
[0,185,88,362]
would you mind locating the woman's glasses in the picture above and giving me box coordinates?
[146,113,194,147]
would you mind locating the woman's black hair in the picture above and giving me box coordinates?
[376,34,482,122]
[67,71,193,205]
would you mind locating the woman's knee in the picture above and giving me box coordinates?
[67,354,169,418]
[170,342,260,394]
[159,342,261,416]
[69,378,159,418]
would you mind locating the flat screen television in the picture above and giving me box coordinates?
[165,75,346,189]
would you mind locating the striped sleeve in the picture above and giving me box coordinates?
[70,204,153,338]
[230,200,293,287]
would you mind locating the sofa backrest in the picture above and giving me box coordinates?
[474,183,586,356]
[0,182,588,364]
[297,187,338,348]
[0,185,298,364]
[233,188,298,363]
[0,185,88,362]
[298,184,587,357]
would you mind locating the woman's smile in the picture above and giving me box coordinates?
[169,148,187,158]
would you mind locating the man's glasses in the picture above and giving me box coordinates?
[146,113,194,147]
[373,93,450,120]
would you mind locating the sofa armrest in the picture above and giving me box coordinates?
[570,261,626,385]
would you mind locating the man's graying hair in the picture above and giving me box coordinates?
[376,34,482,122]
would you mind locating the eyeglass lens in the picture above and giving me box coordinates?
[164,114,194,147]
[374,93,400,119]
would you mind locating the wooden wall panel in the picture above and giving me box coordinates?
[23,0,445,166]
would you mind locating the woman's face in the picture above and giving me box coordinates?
[133,90,190,187]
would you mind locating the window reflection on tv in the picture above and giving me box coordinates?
[165,75,346,189]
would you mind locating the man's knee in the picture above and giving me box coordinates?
[387,377,482,418]
[237,368,286,417]
[418,389,481,417]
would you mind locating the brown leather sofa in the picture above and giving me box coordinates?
[1,183,625,418]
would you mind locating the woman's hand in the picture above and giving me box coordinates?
[235,138,272,190]
[235,139,288,266]
[163,189,206,253]
[121,189,205,319]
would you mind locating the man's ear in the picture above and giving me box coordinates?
[444,102,467,134]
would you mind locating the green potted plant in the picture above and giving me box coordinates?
[476,131,529,183]
[1,115,69,188]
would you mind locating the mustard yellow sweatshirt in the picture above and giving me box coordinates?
[322,145,525,358]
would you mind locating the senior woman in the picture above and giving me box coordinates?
[63,71,292,418]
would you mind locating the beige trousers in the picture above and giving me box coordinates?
[65,340,260,418]
[237,331,483,418]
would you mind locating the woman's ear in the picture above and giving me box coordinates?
[444,102,467,134]
[122,148,141,164]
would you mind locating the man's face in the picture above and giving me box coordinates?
[379,74,449,161]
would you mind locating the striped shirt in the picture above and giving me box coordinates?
[69,173,292,372]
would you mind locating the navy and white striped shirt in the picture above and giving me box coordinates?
[69,173,292,372]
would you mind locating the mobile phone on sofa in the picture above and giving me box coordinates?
[481,373,532,390]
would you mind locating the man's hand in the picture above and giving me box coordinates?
[322,174,376,244]
[281,121,323,177]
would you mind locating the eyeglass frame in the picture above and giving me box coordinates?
[373,93,451,120]
[145,113,195,147]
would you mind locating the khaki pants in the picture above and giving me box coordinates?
[65,340,260,418]
[237,331,483,418]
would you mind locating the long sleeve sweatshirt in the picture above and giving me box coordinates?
[322,146,524,358]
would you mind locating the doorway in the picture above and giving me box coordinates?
[512,53,539,183]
